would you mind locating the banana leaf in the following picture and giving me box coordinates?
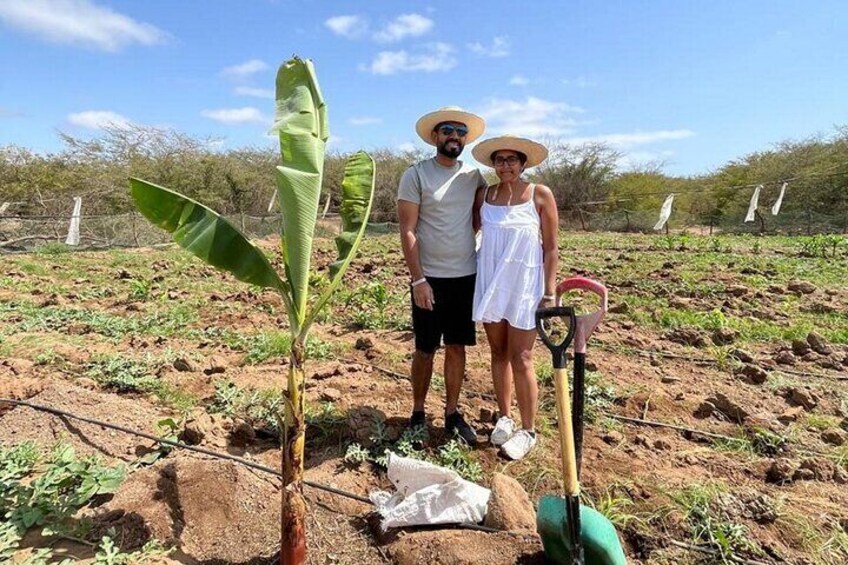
[303,151,375,337]
[129,178,293,314]
[272,57,328,329]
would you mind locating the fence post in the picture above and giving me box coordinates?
[131,212,140,247]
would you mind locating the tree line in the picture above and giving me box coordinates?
[1,124,846,232]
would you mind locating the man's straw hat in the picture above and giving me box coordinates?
[472,134,549,168]
[415,106,485,145]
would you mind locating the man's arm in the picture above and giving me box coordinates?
[398,199,435,310]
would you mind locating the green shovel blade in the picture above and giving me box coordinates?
[537,495,627,565]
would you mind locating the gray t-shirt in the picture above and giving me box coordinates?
[398,157,487,278]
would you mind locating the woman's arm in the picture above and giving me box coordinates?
[536,184,559,302]
[472,185,488,233]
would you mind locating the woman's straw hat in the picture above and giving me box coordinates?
[472,134,548,167]
[415,106,486,145]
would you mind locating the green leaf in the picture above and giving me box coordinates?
[303,151,375,338]
[272,57,328,328]
[129,178,293,316]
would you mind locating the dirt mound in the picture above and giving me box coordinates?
[90,454,280,564]
[386,529,544,565]
[0,381,167,461]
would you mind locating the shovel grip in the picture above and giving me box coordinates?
[554,367,580,497]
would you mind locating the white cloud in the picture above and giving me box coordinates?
[566,130,694,148]
[201,107,265,125]
[349,116,383,126]
[509,75,529,86]
[234,86,274,99]
[327,135,342,146]
[374,13,433,43]
[478,96,584,137]
[67,110,134,130]
[0,0,167,52]
[365,43,456,75]
[468,36,510,58]
[325,15,367,39]
[221,59,268,80]
[397,142,418,153]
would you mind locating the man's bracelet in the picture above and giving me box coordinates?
[542,294,555,300]
[411,277,427,287]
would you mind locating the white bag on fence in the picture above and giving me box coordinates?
[771,182,787,216]
[653,194,675,231]
[65,197,82,246]
[745,185,761,223]
[369,453,490,530]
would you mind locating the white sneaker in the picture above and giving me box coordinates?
[490,416,516,447]
[501,429,537,460]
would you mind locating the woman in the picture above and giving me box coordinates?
[471,135,559,460]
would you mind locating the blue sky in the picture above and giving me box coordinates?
[0,0,845,176]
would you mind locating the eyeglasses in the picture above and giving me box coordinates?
[436,124,469,137]
[493,156,521,167]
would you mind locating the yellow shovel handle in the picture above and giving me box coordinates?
[554,367,580,497]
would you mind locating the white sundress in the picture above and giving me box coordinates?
[472,184,544,330]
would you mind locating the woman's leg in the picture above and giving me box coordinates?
[484,321,512,418]
[507,325,538,430]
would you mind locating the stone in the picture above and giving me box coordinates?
[602,431,624,445]
[483,473,536,533]
[707,393,749,422]
[666,328,708,348]
[726,285,749,297]
[789,388,818,411]
[608,302,629,314]
[173,357,195,372]
[228,419,256,447]
[766,285,784,295]
[661,375,681,384]
[806,331,833,355]
[694,401,716,418]
[792,468,815,481]
[777,406,804,424]
[479,407,495,424]
[773,351,796,366]
[834,467,848,485]
[180,410,220,445]
[354,337,373,350]
[312,365,343,380]
[821,428,847,446]
[737,364,768,385]
[766,458,796,484]
[787,280,817,294]
[653,439,672,451]
[203,356,226,375]
[796,458,835,482]
[730,348,754,363]
[711,328,738,346]
[791,339,811,356]
[320,387,342,402]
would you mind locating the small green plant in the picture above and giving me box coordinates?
[128,279,152,300]
[210,380,283,434]
[35,242,73,256]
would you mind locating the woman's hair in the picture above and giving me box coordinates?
[490,150,527,164]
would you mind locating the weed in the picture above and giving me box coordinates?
[210,380,282,434]
[128,279,152,301]
[590,487,639,529]
[35,242,73,256]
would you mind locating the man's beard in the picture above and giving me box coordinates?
[437,139,463,158]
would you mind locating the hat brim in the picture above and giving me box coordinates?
[415,109,485,146]
[471,135,549,168]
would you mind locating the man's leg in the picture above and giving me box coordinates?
[440,274,478,445]
[411,349,434,413]
[443,344,465,415]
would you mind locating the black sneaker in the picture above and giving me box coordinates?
[445,411,478,446]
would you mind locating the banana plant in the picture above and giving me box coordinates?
[129,57,375,565]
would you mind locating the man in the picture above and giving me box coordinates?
[397,106,488,445]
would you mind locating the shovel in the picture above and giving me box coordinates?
[536,280,626,565]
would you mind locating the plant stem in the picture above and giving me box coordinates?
[281,341,306,565]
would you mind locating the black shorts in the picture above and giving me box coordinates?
[411,274,477,354]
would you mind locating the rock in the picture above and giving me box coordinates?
[789,388,818,410]
[634,434,651,447]
[354,337,373,350]
[834,467,848,485]
[801,351,820,363]
[707,393,749,422]
[320,387,342,402]
[666,328,708,348]
[608,302,629,314]
[766,458,796,484]
[694,401,716,418]
[821,429,847,446]
[203,356,226,375]
[228,419,256,447]
[312,364,343,380]
[817,357,843,371]
[115,269,132,280]
[726,285,749,297]
[669,296,691,309]
[602,431,624,445]
[806,331,832,355]
[796,458,835,482]
[766,285,784,295]
[737,364,768,385]
[711,328,738,346]
[773,351,796,366]
[479,407,496,424]
[180,410,221,445]
[173,357,195,372]
[653,439,672,451]
[792,468,816,481]
[791,339,811,356]
[661,375,681,384]
[483,473,536,533]
[777,406,805,424]
[788,280,817,294]
[730,349,754,363]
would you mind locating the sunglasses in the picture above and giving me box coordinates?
[494,156,521,166]
[436,124,469,137]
